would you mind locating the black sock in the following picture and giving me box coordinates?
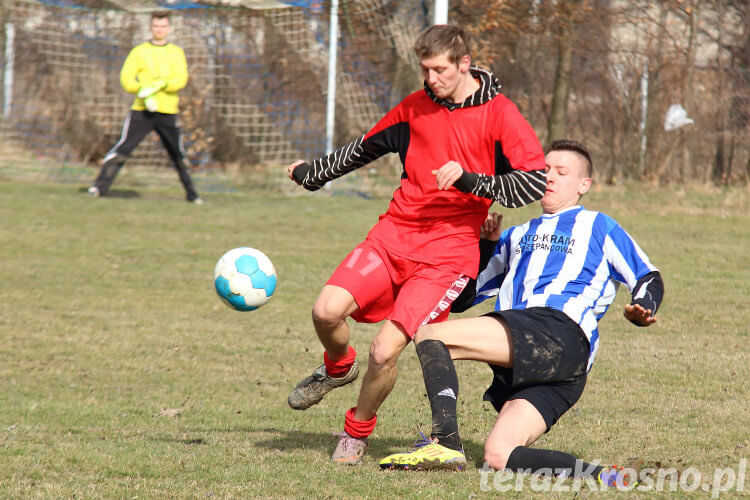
[415,339,462,452]
[506,446,605,479]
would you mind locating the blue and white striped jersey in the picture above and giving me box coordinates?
[473,205,658,370]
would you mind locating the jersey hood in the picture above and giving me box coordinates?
[423,66,501,110]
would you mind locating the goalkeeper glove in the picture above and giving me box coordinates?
[137,79,167,99]
[144,96,159,112]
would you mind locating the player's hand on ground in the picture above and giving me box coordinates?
[480,212,503,241]
[623,303,657,326]
[431,161,464,190]
[287,160,305,183]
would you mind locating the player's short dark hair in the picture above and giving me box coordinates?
[547,139,593,177]
[413,24,472,65]
[151,10,171,22]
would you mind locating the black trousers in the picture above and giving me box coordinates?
[94,110,199,201]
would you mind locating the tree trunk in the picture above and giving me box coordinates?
[728,0,750,185]
[643,2,669,182]
[547,32,574,142]
[712,0,727,185]
[679,0,700,183]
[546,0,588,143]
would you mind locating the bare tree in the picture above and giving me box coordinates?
[547,0,590,142]
[678,0,700,182]
[712,0,728,185]
[453,0,748,185]
[641,1,670,181]
[728,0,749,183]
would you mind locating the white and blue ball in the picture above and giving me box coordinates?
[214,247,277,311]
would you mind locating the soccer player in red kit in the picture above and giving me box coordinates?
[286,24,546,465]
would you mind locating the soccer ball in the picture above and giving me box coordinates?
[214,247,277,311]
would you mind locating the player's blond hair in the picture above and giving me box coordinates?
[413,25,472,65]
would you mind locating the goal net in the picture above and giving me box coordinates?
[0,0,432,192]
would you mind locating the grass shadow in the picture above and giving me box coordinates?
[77,186,141,198]
[254,428,486,467]
[105,189,141,199]
[255,428,419,455]
[462,439,486,468]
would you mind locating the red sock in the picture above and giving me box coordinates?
[344,407,377,439]
[324,345,356,378]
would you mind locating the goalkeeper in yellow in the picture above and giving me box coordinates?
[88,11,202,204]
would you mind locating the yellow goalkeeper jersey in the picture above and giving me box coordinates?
[120,41,188,114]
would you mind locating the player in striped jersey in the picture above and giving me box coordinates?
[380,140,663,488]
[285,24,546,465]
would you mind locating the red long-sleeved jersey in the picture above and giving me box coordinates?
[293,67,546,277]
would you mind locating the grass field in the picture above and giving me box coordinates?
[0,174,747,497]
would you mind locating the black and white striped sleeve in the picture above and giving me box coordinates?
[292,117,409,192]
[453,169,547,208]
[292,135,369,191]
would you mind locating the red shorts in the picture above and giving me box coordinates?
[326,239,469,338]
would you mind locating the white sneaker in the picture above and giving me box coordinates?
[191,197,204,205]
[331,431,369,465]
[87,186,100,197]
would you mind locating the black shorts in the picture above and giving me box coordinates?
[482,307,590,431]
